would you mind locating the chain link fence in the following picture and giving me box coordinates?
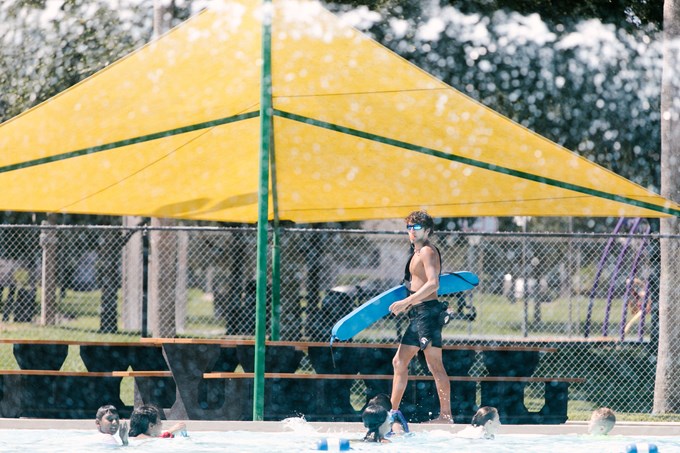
[0,223,671,414]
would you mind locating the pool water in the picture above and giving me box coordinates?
[0,424,678,453]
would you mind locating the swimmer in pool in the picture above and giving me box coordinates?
[362,403,392,443]
[588,407,616,435]
[367,393,409,436]
[128,404,186,439]
[456,406,501,439]
[94,404,128,446]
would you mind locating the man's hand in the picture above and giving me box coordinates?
[389,299,411,315]
[119,420,129,446]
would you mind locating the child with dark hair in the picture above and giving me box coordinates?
[367,393,409,436]
[362,404,391,443]
[128,404,186,439]
[367,393,391,412]
[94,404,128,446]
[456,406,501,439]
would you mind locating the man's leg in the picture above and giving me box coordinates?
[422,345,452,422]
[390,344,419,410]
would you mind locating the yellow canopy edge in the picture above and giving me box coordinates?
[0,0,677,222]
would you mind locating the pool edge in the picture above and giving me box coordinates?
[1,419,679,436]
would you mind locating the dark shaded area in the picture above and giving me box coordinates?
[199,348,240,410]
[81,345,176,411]
[330,0,662,28]
[235,345,304,373]
[0,341,594,422]
[457,0,662,28]
[0,344,176,419]
[482,350,543,423]
[13,344,68,370]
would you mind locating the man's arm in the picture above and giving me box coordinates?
[389,247,439,315]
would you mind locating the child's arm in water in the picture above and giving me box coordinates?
[162,422,187,438]
[119,420,128,445]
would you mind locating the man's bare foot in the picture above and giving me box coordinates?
[425,415,454,424]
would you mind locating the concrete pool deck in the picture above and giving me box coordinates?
[1,418,679,436]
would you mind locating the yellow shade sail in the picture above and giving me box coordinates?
[0,0,678,222]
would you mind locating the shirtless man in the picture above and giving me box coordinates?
[388,210,452,423]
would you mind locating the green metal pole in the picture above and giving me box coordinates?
[271,222,280,340]
[254,0,273,421]
[270,100,281,341]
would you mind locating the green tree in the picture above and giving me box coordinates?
[654,0,680,413]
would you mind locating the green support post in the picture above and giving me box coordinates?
[254,0,273,421]
[271,224,281,340]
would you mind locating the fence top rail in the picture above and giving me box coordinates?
[0,224,678,239]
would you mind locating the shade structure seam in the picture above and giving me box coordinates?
[273,87,450,98]
[0,110,260,174]
[277,195,669,216]
[55,122,226,212]
[273,109,679,217]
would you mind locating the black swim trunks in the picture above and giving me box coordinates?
[400,300,445,349]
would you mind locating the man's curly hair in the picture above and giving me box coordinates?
[405,210,434,234]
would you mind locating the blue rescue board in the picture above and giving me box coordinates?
[330,271,479,343]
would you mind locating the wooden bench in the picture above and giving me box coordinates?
[0,340,175,418]
[137,338,579,424]
[204,372,583,383]
[0,369,172,377]
[202,371,583,424]
[0,338,581,422]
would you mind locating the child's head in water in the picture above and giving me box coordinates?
[362,404,391,442]
[95,405,122,435]
[588,407,616,435]
[129,405,164,438]
[471,406,501,439]
[367,393,409,435]
[367,394,391,412]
